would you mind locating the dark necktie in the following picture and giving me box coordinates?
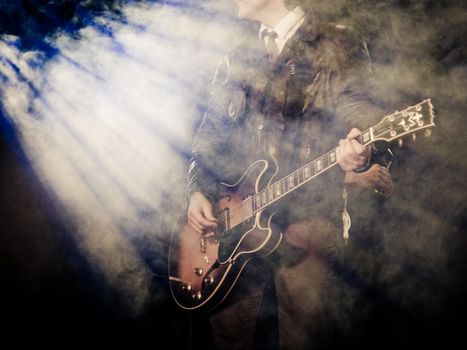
[261,29,279,63]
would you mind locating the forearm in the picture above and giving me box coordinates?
[187,156,218,203]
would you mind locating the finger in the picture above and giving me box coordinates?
[377,167,392,183]
[378,177,394,196]
[373,176,390,193]
[385,183,395,196]
[339,140,362,171]
[345,139,367,164]
[376,166,391,178]
[191,209,215,229]
[346,128,362,139]
[336,141,351,171]
[345,128,371,166]
[377,183,393,197]
[202,203,217,222]
[188,216,203,234]
[350,142,371,169]
[341,139,359,165]
[350,139,371,158]
[199,215,217,228]
[375,170,391,184]
[188,212,203,230]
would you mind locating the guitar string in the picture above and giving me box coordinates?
[221,149,338,226]
[214,148,339,232]
[214,116,402,228]
[211,116,419,230]
[212,114,422,233]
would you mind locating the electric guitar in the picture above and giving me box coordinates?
[168,99,435,311]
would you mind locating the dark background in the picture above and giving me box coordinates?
[1,0,466,348]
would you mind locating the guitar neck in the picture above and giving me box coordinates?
[250,128,373,213]
[216,99,434,237]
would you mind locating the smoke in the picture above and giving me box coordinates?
[299,0,467,345]
[0,0,243,316]
[0,0,466,346]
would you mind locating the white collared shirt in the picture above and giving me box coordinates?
[259,7,306,54]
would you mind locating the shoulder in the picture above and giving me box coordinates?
[309,21,371,71]
[211,54,230,87]
[321,22,361,44]
[289,16,370,64]
[316,21,366,54]
[292,14,361,45]
[211,37,263,88]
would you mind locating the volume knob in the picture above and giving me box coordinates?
[182,284,192,292]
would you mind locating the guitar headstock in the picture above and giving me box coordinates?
[371,99,435,143]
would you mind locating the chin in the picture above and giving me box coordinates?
[235,2,252,20]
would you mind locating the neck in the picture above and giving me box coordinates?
[257,2,291,28]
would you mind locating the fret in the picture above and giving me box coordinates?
[326,156,331,169]
[288,175,294,190]
[250,150,343,214]
[239,97,437,220]
[304,165,310,179]
[268,186,274,202]
[275,182,281,197]
[251,147,345,215]
[323,154,330,168]
[312,163,317,175]
[246,196,255,214]
[224,207,230,230]
[329,150,336,164]
[361,129,371,144]
[357,133,363,144]
[316,158,323,172]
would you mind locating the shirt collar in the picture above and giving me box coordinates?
[258,6,306,40]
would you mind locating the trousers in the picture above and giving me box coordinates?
[208,217,340,350]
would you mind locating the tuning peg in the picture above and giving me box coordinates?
[425,129,432,137]
[412,134,417,141]
[398,139,404,148]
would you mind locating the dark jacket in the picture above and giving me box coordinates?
[187,15,387,228]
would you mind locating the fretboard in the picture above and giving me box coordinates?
[216,98,435,234]
[216,129,374,232]
[250,129,372,213]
